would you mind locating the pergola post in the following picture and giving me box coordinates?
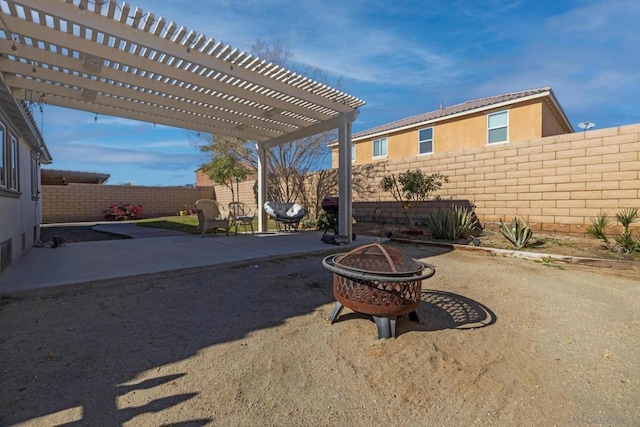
[338,112,354,242]
[256,142,268,233]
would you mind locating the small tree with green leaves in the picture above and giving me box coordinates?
[200,155,248,204]
[380,170,449,229]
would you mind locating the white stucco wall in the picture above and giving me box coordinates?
[0,116,42,272]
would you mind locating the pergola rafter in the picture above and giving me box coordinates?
[0,0,364,238]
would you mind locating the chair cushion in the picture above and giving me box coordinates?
[286,204,303,217]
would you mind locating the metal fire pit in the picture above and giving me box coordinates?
[322,242,435,339]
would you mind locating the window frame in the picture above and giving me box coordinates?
[487,110,509,144]
[9,133,18,191]
[418,127,434,155]
[31,154,39,200]
[351,143,356,163]
[0,122,5,188]
[372,137,388,159]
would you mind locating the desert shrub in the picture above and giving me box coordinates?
[425,206,477,240]
[588,208,640,254]
[498,216,533,249]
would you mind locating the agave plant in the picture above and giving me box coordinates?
[425,206,477,240]
[498,216,533,249]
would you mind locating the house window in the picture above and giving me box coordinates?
[418,127,433,154]
[488,110,508,144]
[351,143,356,162]
[0,123,5,188]
[31,155,39,199]
[373,137,387,158]
[9,134,18,191]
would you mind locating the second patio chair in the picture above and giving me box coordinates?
[228,201,255,235]
[263,201,306,232]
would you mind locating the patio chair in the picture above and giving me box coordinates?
[263,201,306,232]
[195,199,231,235]
[228,201,255,235]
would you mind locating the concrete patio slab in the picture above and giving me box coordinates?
[0,225,381,296]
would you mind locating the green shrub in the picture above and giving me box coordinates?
[588,208,639,254]
[425,206,477,240]
[316,211,331,230]
[586,213,612,243]
[498,217,533,249]
[380,170,449,229]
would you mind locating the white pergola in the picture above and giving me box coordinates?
[0,0,364,239]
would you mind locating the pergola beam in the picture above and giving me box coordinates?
[2,63,285,139]
[12,1,352,118]
[0,40,310,132]
[262,110,358,149]
[8,77,271,140]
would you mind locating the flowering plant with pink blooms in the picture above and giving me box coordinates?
[103,203,143,221]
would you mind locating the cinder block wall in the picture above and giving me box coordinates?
[358,124,639,234]
[352,200,476,224]
[42,184,215,223]
[42,124,639,235]
[210,180,257,212]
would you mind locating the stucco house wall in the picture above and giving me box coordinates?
[0,135,38,268]
[0,99,49,273]
[333,88,572,168]
[542,100,568,136]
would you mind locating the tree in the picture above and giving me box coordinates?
[380,170,449,229]
[200,154,248,203]
[192,40,340,209]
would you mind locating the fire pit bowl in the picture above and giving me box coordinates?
[322,242,435,339]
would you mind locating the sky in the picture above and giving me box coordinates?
[38,0,639,186]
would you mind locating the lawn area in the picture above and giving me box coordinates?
[135,215,201,234]
[135,215,284,234]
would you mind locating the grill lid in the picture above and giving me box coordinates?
[333,242,423,276]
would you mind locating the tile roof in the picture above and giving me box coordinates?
[353,87,567,140]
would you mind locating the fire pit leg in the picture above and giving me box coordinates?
[373,316,397,339]
[328,302,344,324]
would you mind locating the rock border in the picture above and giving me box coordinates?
[390,237,640,271]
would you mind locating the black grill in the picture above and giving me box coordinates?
[321,196,339,214]
[320,196,355,244]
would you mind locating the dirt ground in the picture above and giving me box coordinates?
[352,222,640,262]
[1,235,639,426]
